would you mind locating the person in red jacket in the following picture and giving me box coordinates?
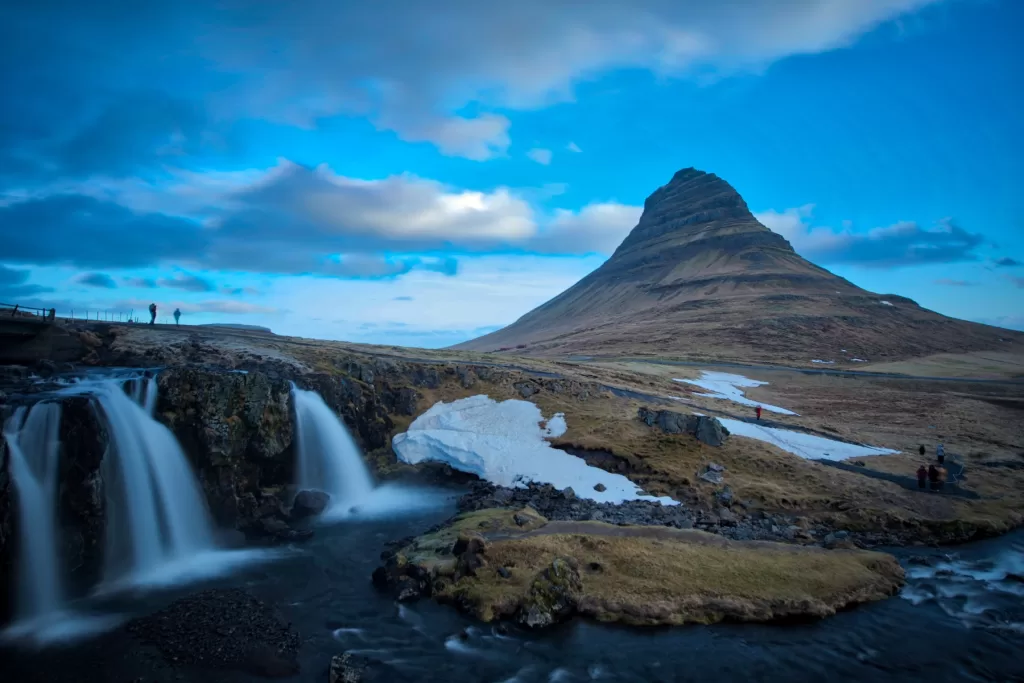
[916,465,928,490]
[755,405,763,421]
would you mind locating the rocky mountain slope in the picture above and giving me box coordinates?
[453,168,1021,363]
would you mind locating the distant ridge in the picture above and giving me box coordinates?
[453,168,1021,362]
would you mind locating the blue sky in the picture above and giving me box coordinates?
[1,0,1021,347]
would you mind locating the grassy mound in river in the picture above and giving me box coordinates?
[385,508,905,627]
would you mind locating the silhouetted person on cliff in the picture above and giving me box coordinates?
[149,302,157,325]
[173,308,181,325]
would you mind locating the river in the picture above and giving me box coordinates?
[1,489,1021,682]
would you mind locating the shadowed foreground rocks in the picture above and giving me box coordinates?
[128,589,301,678]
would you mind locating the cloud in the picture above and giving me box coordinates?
[113,298,277,316]
[531,202,642,255]
[566,142,582,153]
[157,273,216,292]
[75,272,119,289]
[221,286,262,296]
[755,205,986,267]
[994,257,1022,267]
[934,279,977,287]
[0,194,208,268]
[972,315,1024,332]
[0,264,54,299]
[1,1,940,165]
[124,276,157,288]
[393,296,414,301]
[527,148,553,165]
[1009,276,1024,289]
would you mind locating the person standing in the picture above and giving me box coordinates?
[937,443,945,465]
[937,464,948,492]
[173,308,181,326]
[755,405,762,421]
[916,465,928,490]
[148,302,157,325]
[928,464,939,491]
[918,444,926,457]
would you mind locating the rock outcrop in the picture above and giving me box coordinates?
[637,407,729,446]
[453,168,1022,361]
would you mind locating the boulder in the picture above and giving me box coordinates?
[291,489,331,519]
[517,557,582,629]
[329,652,392,683]
[637,407,729,446]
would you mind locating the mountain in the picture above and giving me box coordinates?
[453,168,1021,363]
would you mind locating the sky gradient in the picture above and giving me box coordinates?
[1,0,1021,347]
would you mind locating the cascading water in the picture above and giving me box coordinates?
[2,403,64,624]
[291,385,374,509]
[93,380,216,583]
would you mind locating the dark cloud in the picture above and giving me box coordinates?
[934,279,977,287]
[994,257,1022,267]
[75,272,118,289]
[1009,276,1024,289]
[0,194,208,268]
[157,273,216,292]
[393,296,414,301]
[758,208,987,268]
[0,264,54,299]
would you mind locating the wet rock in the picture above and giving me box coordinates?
[381,385,419,416]
[517,558,582,629]
[127,589,300,677]
[593,483,607,493]
[694,416,729,447]
[497,567,512,579]
[291,489,331,519]
[395,577,422,602]
[699,470,723,485]
[562,487,576,500]
[34,359,59,377]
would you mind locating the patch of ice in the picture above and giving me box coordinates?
[811,360,835,364]
[392,396,677,506]
[880,300,894,306]
[851,358,867,363]
[717,419,897,461]
[673,372,798,416]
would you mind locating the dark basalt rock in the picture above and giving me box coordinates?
[637,407,729,447]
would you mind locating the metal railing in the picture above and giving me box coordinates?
[0,302,56,320]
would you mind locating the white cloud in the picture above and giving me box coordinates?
[192,0,939,158]
[527,148,553,165]
[532,202,643,255]
[754,204,986,267]
[566,142,582,153]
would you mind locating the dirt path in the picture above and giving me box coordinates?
[818,458,979,500]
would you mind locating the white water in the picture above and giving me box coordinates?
[3,403,64,622]
[292,385,375,511]
[93,381,217,585]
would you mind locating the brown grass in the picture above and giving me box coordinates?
[417,511,904,626]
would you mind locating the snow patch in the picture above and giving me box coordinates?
[880,300,894,306]
[717,419,897,461]
[392,396,677,506]
[811,360,835,364]
[851,358,868,362]
[673,372,797,416]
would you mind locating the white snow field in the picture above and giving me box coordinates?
[673,371,798,416]
[392,395,677,506]
[718,418,898,462]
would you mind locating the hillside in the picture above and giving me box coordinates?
[453,168,1021,364]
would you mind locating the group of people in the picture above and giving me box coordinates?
[916,443,948,492]
[147,303,182,326]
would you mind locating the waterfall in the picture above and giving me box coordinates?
[3,403,64,623]
[291,385,374,508]
[93,380,215,583]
